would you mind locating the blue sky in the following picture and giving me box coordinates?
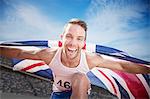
[0,0,150,61]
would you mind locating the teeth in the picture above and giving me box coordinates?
[68,48,76,51]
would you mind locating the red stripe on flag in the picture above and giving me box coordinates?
[114,71,149,99]
[21,62,45,71]
[98,70,117,95]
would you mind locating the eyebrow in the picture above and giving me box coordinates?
[66,33,84,38]
[78,36,84,38]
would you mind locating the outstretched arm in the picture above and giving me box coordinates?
[87,53,150,74]
[0,46,41,60]
[113,59,150,74]
[0,46,55,64]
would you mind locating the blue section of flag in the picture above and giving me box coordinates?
[12,58,23,65]
[96,45,125,54]
[87,71,107,90]
[95,45,150,65]
[113,77,130,99]
[142,74,150,86]
[34,69,53,79]
[1,40,49,47]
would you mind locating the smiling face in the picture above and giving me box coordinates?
[61,23,85,60]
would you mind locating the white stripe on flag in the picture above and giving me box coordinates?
[48,40,58,48]
[97,68,121,99]
[26,64,49,73]
[136,74,150,97]
[106,70,135,99]
[86,43,96,53]
[13,59,48,72]
[91,67,116,95]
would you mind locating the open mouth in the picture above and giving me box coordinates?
[67,48,77,54]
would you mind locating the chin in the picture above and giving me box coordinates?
[67,54,77,60]
[67,56,76,59]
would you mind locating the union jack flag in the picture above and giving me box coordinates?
[1,40,150,99]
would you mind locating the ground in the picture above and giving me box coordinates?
[0,57,117,99]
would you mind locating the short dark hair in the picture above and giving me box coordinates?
[63,18,87,40]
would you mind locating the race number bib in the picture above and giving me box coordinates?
[54,75,72,91]
[57,79,71,89]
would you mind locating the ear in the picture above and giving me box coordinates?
[58,41,62,47]
[58,34,63,47]
[60,34,63,39]
[82,41,86,49]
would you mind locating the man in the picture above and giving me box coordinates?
[0,18,150,99]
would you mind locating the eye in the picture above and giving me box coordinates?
[66,35,72,39]
[77,38,84,41]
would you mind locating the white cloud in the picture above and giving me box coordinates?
[16,5,60,33]
[0,1,63,41]
[85,0,148,43]
[85,0,150,61]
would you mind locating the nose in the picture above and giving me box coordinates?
[69,39,77,46]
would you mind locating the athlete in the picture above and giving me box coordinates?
[0,18,150,99]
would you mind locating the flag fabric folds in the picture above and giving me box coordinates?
[1,40,150,99]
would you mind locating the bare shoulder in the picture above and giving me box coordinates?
[37,47,58,65]
[39,47,58,54]
[85,52,103,69]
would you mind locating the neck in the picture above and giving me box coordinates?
[61,50,81,68]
